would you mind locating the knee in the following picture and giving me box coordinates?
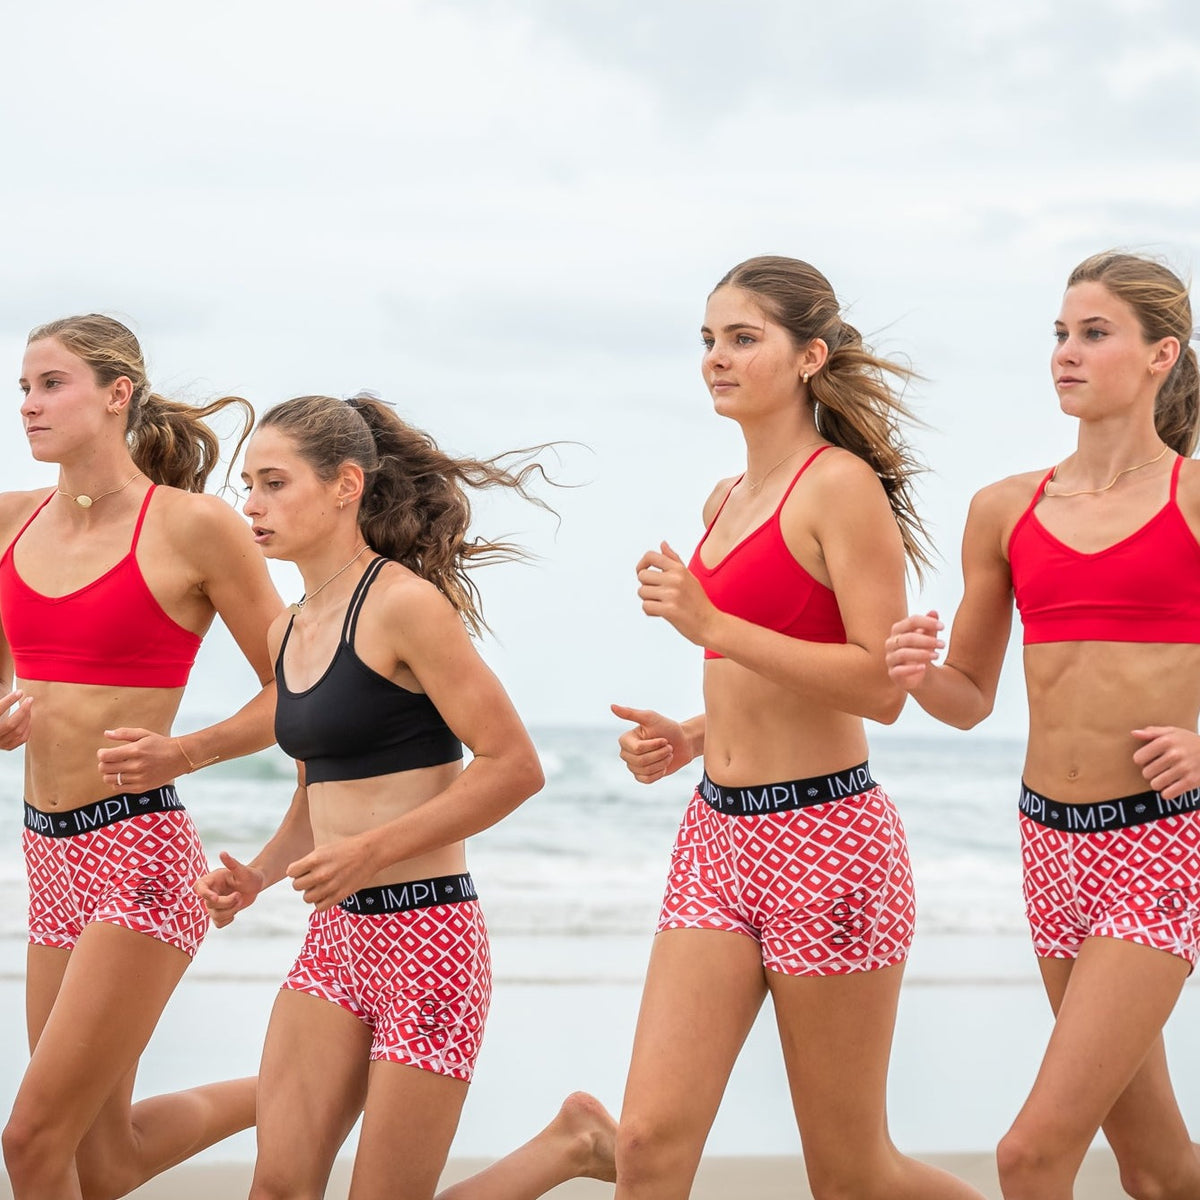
[996,1125,1060,1194]
[1117,1157,1186,1200]
[614,1114,689,1190]
[3,1107,57,1188]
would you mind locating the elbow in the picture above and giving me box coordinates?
[517,750,546,802]
[865,677,907,726]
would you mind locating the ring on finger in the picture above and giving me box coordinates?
[117,772,123,788]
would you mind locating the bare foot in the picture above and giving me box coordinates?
[551,1091,617,1184]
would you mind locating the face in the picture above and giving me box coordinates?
[701,286,808,421]
[18,338,122,463]
[1052,281,1175,419]
[240,426,344,561]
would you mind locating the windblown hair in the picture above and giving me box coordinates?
[27,314,253,492]
[715,256,933,579]
[1067,251,1199,457]
[259,394,556,635]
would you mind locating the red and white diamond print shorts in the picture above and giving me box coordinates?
[23,789,209,958]
[1019,782,1200,967]
[658,779,915,975]
[282,887,491,1082]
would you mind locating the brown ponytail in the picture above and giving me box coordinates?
[259,394,557,635]
[27,314,252,492]
[715,256,933,579]
[1067,251,1199,457]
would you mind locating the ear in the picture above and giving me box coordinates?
[107,375,134,415]
[800,338,829,383]
[1149,336,1181,381]
[335,461,366,509]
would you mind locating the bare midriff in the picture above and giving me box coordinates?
[701,657,869,788]
[1022,640,1200,802]
[307,758,468,887]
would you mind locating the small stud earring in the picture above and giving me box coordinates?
[802,372,810,384]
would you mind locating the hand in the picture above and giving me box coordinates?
[0,689,33,751]
[98,728,190,793]
[611,703,692,784]
[287,836,377,912]
[636,542,715,646]
[885,611,945,690]
[194,851,266,928]
[1132,727,1200,800]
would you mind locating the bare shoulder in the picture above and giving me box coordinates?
[700,474,740,525]
[0,488,54,548]
[266,605,295,662]
[968,468,1047,523]
[151,488,258,564]
[366,559,463,635]
[803,445,884,495]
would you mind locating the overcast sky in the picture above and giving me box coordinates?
[3,0,1198,738]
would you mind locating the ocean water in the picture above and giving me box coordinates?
[0,725,1029,966]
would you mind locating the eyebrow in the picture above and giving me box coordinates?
[16,370,69,385]
[699,322,766,334]
[1054,316,1114,326]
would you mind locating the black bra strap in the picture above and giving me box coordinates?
[342,556,387,645]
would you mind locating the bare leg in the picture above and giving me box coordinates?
[248,989,373,1200]
[996,939,1198,1200]
[435,1093,617,1200]
[347,1058,469,1200]
[613,928,768,1200]
[770,962,986,1200]
[2,927,256,1200]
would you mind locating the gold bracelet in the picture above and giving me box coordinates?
[175,737,221,773]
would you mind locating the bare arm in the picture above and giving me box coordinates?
[287,575,545,909]
[98,497,284,790]
[886,483,1016,729]
[610,705,705,784]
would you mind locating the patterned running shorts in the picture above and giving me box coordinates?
[658,771,915,976]
[23,787,209,958]
[282,873,491,1081]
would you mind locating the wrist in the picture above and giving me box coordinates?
[175,735,220,775]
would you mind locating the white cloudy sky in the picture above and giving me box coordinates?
[3,0,1198,737]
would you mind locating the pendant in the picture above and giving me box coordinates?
[75,495,94,509]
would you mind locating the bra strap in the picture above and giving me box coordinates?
[343,556,387,645]
[775,445,833,515]
[129,485,157,552]
[1169,453,1184,502]
[2,490,55,562]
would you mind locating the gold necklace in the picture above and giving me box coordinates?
[56,469,141,510]
[1044,445,1170,498]
[293,544,371,612]
[743,439,826,492]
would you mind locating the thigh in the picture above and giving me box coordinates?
[251,988,374,1197]
[1017,939,1190,1146]
[619,928,767,1151]
[768,962,904,1169]
[12,922,189,1140]
[349,1060,469,1200]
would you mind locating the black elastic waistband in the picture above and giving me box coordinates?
[699,763,876,817]
[1019,782,1200,833]
[24,786,184,838]
[338,873,478,915]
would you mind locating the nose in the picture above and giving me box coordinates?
[242,488,261,518]
[704,342,729,373]
[1054,334,1079,366]
[20,390,39,419]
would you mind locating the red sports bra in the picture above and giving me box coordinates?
[1008,454,1200,645]
[0,487,202,687]
[689,446,847,660]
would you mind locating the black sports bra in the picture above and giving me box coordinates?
[274,557,463,783]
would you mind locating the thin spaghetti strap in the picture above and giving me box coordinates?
[775,445,833,514]
[2,491,55,560]
[129,485,157,551]
[343,557,386,645]
[1169,453,1184,502]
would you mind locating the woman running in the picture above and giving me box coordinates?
[1,315,282,1200]
[195,393,546,1200]
[607,256,985,1200]
[887,250,1200,1199]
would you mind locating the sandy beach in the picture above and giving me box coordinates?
[0,1150,1126,1198]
